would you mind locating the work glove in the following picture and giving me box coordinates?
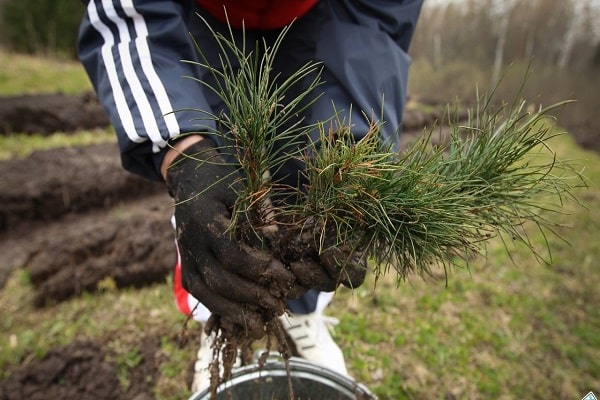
[165,139,305,339]
[278,226,368,292]
[318,244,367,289]
[284,247,367,292]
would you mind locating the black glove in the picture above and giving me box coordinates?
[276,227,368,292]
[286,244,367,291]
[166,139,305,338]
[319,244,367,289]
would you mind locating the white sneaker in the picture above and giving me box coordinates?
[190,330,241,393]
[279,312,348,376]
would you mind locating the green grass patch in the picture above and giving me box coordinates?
[0,48,91,95]
[0,273,196,399]
[0,128,117,160]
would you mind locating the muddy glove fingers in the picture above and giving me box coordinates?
[167,140,297,291]
[166,140,298,321]
[319,245,367,289]
[180,250,268,339]
[206,214,302,297]
[287,258,339,292]
[177,199,304,301]
[180,245,286,311]
[235,242,308,299]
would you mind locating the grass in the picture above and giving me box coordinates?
[0,54,598,399]
[0,128,117,160]
[0,47,92,95]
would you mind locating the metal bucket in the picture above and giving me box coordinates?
[189,354,378,400]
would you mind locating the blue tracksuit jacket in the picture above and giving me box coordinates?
[78,0,423,182]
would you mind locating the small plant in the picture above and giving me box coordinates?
[176,16,586,398]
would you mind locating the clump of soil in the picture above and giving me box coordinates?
[0,100,176,399]
[0,92,109,135]
[0,340,158,400]
[0,142,173,302]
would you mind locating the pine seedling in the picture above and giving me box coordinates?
[180,17,328,397]
[294,98,585,283]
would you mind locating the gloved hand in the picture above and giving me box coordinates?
[277,227,367,292]
[287,245,367,291]
[165,139,305,339]
[319,244,367,289]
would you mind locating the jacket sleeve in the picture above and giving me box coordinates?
[329,0,423,52]
[310,0,423,150]
[78,0,215,181]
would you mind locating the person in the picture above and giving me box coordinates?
[78,0,423,393]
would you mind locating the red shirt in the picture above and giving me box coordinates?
[196,0,320,30]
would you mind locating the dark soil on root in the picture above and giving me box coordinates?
[0,92,596,399]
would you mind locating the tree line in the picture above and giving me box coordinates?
[0,0,85,57]
[1,0,598,136]
[411,0,600,74]
[404,0,599,145]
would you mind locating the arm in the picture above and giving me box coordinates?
[329,0,423,53]
[78,0,214,181]
[309,0,423,148]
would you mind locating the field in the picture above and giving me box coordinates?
[0,50,599,400]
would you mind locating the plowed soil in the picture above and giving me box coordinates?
[0,141,176,399]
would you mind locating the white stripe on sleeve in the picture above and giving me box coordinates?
[102,0,166,151]
[88,1,143,144]
[121,0,181,140]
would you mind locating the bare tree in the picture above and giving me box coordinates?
[490,0,516,85]
[558,0,582,69]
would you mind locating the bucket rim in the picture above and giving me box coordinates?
[189,356,377,400]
